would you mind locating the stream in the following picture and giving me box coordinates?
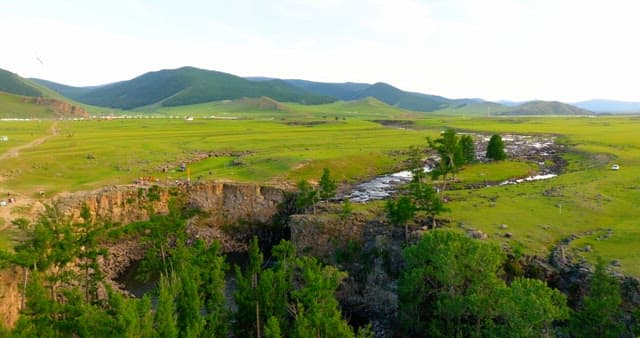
[344,133,563,203]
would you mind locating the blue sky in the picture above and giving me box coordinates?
[2,0,639,102]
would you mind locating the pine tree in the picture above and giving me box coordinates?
[460,134,476,163]
[427,129,464,197]
[155,274,178,338]
[569,261,624,337]
[319,168,337,208]
[486,134,507,160]
[265,316,283,338]
[295,180,319,214]
[386,196,416,242]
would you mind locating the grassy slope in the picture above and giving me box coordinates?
[146,96,419,120]
[434,102,510,116]
[0,92,56,118]
[0,69,42,97]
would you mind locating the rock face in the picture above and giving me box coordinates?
[56,181,288,294]
[189,182,286,228]
[289,213,405,337]
[23,97,89,117]
[0,268,21,329]
[58,182,286,228]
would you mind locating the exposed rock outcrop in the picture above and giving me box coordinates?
[0,268,21,329]
[23,97,89,117]
[57,182,287,228]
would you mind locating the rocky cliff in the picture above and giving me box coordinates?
[0,181,288,329]
[58,182,286,228]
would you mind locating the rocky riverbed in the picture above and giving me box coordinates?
[345,133,564,202]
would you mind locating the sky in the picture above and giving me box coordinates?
[2,0,640,102]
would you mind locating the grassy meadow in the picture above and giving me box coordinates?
[0,118,433,196]
[0,102,639,275]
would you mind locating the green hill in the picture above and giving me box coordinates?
[434,101,511,116]
[0,68,44,97]
[497,100,595,115]
[30,78,95,99]
[36,67,336,110]
[278,79,370,100]
[279,79,482,113]
[352,82,452,112]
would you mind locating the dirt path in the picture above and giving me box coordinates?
[0,122,57,228]
[0,121,59,161]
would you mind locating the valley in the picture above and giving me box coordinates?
[1,67,639,337]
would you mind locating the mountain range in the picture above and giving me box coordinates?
[1,66,637,116]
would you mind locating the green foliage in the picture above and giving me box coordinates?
[460,134,476,163]
[155,274,179,338]
[498,278,569,337]
[295,180,319,213]
[318,167,337,205]
[399,230,569,337]
[385,196,416,243]
[409,175,447,229]
[568,261,624,337]
[486,134,507,160]
[265,316,283,338]
[427,128,465,197]
[340,199,353,220]
[234,239,360,338]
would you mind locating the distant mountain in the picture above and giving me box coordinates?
[573,99,640,113]
[282,79,370,100]
[496,101,594,116]
[276,79,475,112]
[35,67,336,110]
[497,100,526,107]
[30,78,96,99]
[0,68,45,97]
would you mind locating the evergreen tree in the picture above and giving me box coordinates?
[568,261,624,337]
[265,316,283,338]
[340,199,353,221]
[155,274,178,338]
[460,134,476,163]
[233,236,264,337]
[399,230,569,337]
[295,180,319,214]
[318,167,337,208]
[498,278,569,337]
[176,266,205,338]
[234,239,362,338]
[427,129,464,197]
[486,134,507,160]
[385,196,416,241]
[409,179,446,229]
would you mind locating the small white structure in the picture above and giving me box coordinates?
[611,164,620,170]
[0,136,8,142]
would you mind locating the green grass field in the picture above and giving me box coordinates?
[0,118,433,197]
[1,101,639,275]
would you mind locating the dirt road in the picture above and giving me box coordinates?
[0,121,59,161]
